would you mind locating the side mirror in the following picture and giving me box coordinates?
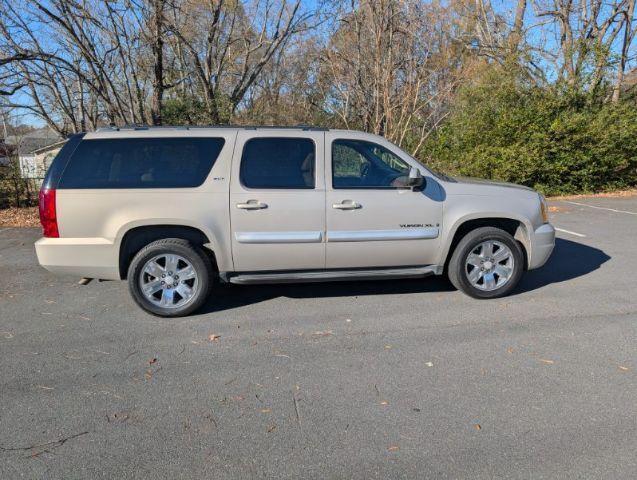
[406,167,424,190]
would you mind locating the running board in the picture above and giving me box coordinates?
[227,266,440,285]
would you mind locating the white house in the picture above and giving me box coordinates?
[3,127,65,181]
[18,140,66,180]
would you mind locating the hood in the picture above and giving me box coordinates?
[451,176,535,192]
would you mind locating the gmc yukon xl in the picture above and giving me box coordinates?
[35,126,555,316]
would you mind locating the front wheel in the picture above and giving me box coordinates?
[448,227,524,299]
[128,238,213,317]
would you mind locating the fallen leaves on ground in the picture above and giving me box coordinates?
[107,411,130,424]
[618,365,630,372]
[144,358,162,380]
[387,445,399,452]
[539,358,555,365]
[474,424,482,430]
[312,330,333,337]
[550,189,637,200]
[0,207,39,227]
[548,205,567,213]
[208,334,221,342]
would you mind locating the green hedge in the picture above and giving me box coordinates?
[425,71,637,195]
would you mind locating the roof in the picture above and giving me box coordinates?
[6,127,64,154]
[96,124,329,132]
[30,140,67,155]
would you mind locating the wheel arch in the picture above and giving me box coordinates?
[440,216,531,271]
[118,224,218,279]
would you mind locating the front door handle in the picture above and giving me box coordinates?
[237,200,268,210]
[332,200,362,210]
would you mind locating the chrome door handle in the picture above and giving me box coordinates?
[332,200,361,210]
[236,200,268,210]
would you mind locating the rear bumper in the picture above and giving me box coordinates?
[35,237,120,280]
[528,223,555,270]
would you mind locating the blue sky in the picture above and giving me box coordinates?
[4,0,635,129]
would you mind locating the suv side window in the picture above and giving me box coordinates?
[332,139,410,189]
[58,137,225,189]
[240,137,315,189]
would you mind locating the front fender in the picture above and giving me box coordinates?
[436,194,539,267]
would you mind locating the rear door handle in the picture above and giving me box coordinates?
[332,200,361,210]
[236,200,268,210]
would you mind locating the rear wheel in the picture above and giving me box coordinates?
[128,238,213,317]
[448,227,524,299]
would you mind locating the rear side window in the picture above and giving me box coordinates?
[58,137,225,189]
[42,133,85,190]
[240,138,315,189]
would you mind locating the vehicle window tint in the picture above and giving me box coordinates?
[332,139,410,189]
[42,133,85,190]
[240,138,315,189]
[58,137,225,189]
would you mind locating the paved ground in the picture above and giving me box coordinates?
[1,196,636,479]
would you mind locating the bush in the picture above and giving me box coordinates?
[425,69,637,195]
[161,97,220,125]
[0,159,40,209]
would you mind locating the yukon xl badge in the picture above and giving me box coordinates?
[400,223,431,228]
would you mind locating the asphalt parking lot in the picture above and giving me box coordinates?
[1,195,636,479]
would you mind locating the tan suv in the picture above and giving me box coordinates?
[35,126,555,316]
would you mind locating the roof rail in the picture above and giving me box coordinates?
[96,124,328,132]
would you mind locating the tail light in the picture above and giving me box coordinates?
[39,188,59,238]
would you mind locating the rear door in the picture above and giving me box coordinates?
[325,131,442,269]
[230,130,325,271]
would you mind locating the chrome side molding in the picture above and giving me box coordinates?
[327,227,439,242]
[235,231,323,244]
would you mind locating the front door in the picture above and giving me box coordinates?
[230,131,325,271]
[325,132,442,269]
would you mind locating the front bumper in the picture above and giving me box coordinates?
[35,237,120,280]
[528,223,555,270]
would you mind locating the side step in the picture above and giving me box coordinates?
[227,266,440,285]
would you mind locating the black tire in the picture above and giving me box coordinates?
[448,227,524,299]
[127,238,213,317]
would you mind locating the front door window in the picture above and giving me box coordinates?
[332,139,410,189]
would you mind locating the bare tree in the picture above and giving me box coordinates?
[319,0,464,156]
[165,0,318,123]
[533,0,633,91]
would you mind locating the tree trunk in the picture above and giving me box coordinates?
[508,0,526,56]
[151,0,165,126]
[612,0,636,103]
